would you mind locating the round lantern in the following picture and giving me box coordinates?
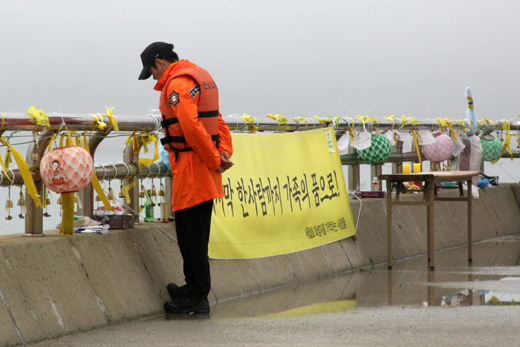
[480,134,502,162]
[357,135,392,165]
[421,133,453,163]
[41,146,94,194]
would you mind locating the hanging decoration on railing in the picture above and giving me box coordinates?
[43,186,51,217]
[421,133,454,163]
[40,134,94,235]
[480,135,502,162]
[354,115,392,165]
[0,113,43,209]
[5,186,13,220]
[17,187,26,219]
[490,121,513,164]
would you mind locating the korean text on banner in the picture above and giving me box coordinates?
[209,128,356,259]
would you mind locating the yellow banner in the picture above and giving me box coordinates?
[209,128,356,259]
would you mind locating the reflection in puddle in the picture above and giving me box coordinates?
[208,234,520,318]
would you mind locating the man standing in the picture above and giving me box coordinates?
[138,42,233,314]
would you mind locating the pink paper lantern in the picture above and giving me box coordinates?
[41,146,94,194]
[421,133,454,163]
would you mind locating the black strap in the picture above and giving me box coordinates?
[161,110,218,128]
[161,134,219,145]
[198,110,219,118]
[161,112,220,162]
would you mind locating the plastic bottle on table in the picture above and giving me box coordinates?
[371,177,380,191]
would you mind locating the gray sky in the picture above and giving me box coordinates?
[1,0,520,122]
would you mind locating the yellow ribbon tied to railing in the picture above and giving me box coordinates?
[241,114,258,133]
[326,116,341,127]
[267,114,289,132]
[90,113,107,131]
[26,106,50,127]
[82,134,113,212]
[453,118,470,136]
[366,116,378,125]
[138,134,159,168]
[383,115,396,129]
[400,115,410,128]
[444,118,457,141]
[436,117,447,131]
[104,107,119,133]
[0,114,42,207]
[123,132,160,168]
[314,115,332,127]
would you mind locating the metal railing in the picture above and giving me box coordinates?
[0,113,517,236]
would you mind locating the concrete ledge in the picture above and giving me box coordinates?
[0,184,519,346]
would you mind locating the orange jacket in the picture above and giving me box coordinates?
[155,60,233,212]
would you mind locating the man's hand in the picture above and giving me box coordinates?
[217,151,234,173]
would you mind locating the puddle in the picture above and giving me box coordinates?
[207,234,520,318]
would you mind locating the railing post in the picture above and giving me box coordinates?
[392,140,404,174]
[24,129,54,236]
[123,141,140,222]
[78,129,111,217]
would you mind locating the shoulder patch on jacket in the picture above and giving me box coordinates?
[189,84,201,98]
[168,90,179,107]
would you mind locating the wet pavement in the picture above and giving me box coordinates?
[28,234,520,346]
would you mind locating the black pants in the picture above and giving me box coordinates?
[175,199,213,300]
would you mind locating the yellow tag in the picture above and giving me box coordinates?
[366,116,378,124]
[241,114,256,124]
[409,117,420,126]
[121,184,131,203]
[400,115,410,127]
[267,113,289,125]
[315,115,332,125]
[383,115,395,128]
[356,115,366,123]
[325,129,335,153]
[5,149,11,169]
[27,106,50,127]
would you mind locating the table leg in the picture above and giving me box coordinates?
[387,180,393,269]
[467,180,473,263]
[427,180,435,270]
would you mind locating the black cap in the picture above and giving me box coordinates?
[138,42,175,80]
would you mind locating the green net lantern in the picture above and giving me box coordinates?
[480,134,502,162]
[357,134,392,165]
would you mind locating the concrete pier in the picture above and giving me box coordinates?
[1,184,519,346]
